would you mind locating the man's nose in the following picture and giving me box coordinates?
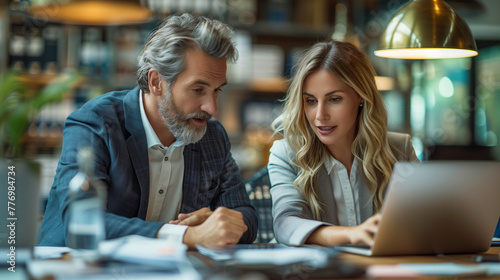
[201,94,217,115]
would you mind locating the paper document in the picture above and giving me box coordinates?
[367,263,494,278]
[34,246,72,259]
[197,244,330,267]
[30,236,201,280]
[99,235,187,266]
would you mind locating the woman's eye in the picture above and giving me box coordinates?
[305,99,317,104]
[330,97,342,102]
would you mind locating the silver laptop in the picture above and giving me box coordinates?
[336,161,500,256]
[0,159,41,265]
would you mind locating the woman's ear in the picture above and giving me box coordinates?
[148,69,164,96]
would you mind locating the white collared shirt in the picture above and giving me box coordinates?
[139,90,187,242]
[323,155,363,227]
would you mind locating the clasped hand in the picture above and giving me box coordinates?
[170,207,248,249]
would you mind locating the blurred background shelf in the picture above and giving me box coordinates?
[1,0,499,190]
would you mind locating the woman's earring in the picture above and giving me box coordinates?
[359,103,363,107]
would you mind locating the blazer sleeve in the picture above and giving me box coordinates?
[38,105,164,246]
[207,121,258,244]
[268,140,331,246]
[66,108,166,241]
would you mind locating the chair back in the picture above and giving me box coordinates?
[245,167,274,243]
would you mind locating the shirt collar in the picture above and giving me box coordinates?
[324,154,335,175]
[324,153,358,175]
[140,90,166,149]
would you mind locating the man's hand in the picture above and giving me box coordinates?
[169,207,213,226]
[182,207,248,249]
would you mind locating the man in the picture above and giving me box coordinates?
[37,13,257,248]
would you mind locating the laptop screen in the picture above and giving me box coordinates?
[337,161,500,256]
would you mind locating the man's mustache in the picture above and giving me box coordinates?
[184,112,212,121]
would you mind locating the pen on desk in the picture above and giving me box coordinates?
[472,254,500,263]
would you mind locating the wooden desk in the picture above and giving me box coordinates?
[31,246,500,279]
[339,246,499,266]
[337,246,500,279]
[189,246,500,279]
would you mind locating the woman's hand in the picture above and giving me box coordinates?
[306,213,381,246]
[347,213,381,246]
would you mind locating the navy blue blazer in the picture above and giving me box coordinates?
[37,87,257,246]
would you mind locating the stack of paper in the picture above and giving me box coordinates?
[367,263,500,278]
[99,235,187,266]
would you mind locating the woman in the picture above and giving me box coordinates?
[268,40,419,247]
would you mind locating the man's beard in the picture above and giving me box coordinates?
[157,88,211,144]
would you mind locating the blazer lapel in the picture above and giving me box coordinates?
[318,166,339,225]
[358,177,373,221]
[123,87,150,219]
[180,144,202,213]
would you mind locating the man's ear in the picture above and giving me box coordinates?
[148,69,165,96]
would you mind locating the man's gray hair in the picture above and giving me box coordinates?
[137,13,238,92]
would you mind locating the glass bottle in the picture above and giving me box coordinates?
[67,147,106,261]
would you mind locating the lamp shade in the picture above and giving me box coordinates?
[28,0,152,26]
[375,0,478,59]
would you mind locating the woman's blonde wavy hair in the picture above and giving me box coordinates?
[272,40,397,220]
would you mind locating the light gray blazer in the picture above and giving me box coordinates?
[268,132,419,246]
